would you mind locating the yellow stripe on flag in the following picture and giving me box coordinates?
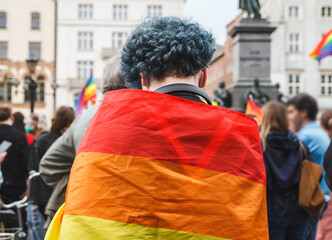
[58,215,229,240]
[45,203,65,240]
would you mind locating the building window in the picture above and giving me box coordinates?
[289,6,298,18]
[37,75,45,102]
[29,42,41,59]
[0,42,7,59]
[288,74,300,95]
[77,61,93,79]
[113,5,127,20]
[78,4,93,19]
[31,12,40,29]
[289,34,299,52]
[0,73,12,102]
[147,5,162,17]
[322,7,331,17]
[78,32,93,50]
[112,32,127,48]
[0,12,6,28]
[321,74,332,96]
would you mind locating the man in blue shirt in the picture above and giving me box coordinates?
[287,93,330,240]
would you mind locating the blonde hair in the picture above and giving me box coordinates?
[260,102,289,150]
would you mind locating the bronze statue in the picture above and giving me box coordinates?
[275,83,287,104]
[244,79,270,107]
[239,0,261,19]
[213,81,232,108]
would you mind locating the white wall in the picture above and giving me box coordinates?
[56,0,185,108]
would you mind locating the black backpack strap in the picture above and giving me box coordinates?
[154,84,212,105]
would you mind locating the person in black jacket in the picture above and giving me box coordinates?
[26,106,75,240]
[324,143,332,191]
[318,111,332,240]
[0,106,29,203]
[260,101,311,240]
[321,110,332,191]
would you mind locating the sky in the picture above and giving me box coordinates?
[184,0,241,45]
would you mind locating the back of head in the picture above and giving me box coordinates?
[102,56,126,93]
[51,106,75,133]
[121,17,215,89]
[0,105,12,122]
[287,93,318,121]
[37,113,48,132]
[13,112,25,133]
[321,110,332,133]
[31,113,39,122]
[261,101,289,150]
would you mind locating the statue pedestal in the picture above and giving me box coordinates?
[229,18,278,112]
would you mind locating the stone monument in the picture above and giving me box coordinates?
[213,81,232,108]
[228,0,278,112]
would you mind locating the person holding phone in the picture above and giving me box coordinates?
[0,106,29,203]
[0,152,7,161]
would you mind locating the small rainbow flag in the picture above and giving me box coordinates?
[245,97,262,126]
[310,29,332,62]
[46,90,268,240]
[75,73,97,116]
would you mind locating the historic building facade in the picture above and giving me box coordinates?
[261,0,332,111]
[56,0,185,108]
[0,0,55,123]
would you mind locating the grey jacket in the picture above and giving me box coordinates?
[39,103,100,187]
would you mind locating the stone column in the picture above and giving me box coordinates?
[229,18,278,112]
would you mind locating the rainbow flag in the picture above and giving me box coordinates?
[75,73,97,116]
[310,29,332,62]
[46,90,268,240]
[245,97,262,126]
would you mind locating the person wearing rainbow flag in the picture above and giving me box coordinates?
[45,17,269,240]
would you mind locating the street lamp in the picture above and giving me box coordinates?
[26,57,38,113]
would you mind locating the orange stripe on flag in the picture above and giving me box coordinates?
[64,152,269,240]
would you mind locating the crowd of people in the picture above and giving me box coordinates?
[261,96,331,240]
[0,17,331,240]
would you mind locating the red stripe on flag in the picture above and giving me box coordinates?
[78,90,265,185]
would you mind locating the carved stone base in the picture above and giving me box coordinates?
[229,18,278,112]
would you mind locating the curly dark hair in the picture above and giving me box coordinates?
[121,17,215,89]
